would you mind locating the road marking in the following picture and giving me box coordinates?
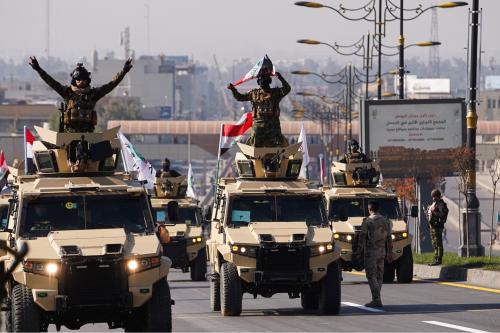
[341,302,385,313]
[423,321,490,333]
[436,281,500,294]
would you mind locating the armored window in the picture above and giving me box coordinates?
[237,161,255,177]
[34,151,58,173]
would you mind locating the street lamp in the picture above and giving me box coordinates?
[295,0,468,99]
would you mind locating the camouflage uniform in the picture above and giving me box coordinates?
[229,75,291,147]
[359,213,393,303]
[428,199,448,263]
[34,67,127,133]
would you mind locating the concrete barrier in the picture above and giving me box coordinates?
[413,264,500,289]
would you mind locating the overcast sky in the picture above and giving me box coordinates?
[1,0,499,67]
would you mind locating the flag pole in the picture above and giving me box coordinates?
[23,126,28,175]
[214,124,223,196]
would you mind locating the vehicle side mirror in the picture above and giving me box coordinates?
[339,206,348,222]
[167,201,179,224]
[410,205,418,218]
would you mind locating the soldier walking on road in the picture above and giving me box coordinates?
[359,200,393,308]
[427,189,449,266]
[227,71,290,147]
[29,56,133,133]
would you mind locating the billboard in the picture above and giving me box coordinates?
[361,99,466,178]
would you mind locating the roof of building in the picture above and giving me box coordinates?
[0,104,57,118]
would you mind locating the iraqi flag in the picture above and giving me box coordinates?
[0,151,9,179]
[24,127,36,174]
[232,55,276,86]
[218,112,253,157]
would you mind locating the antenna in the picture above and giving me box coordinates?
[121,27,130,59]
[428,8,440,77]
[145,5,151,54]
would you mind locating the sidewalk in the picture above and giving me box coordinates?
[413,264,500,290]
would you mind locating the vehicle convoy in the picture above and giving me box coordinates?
[0,126,172,331]
[323,160,415,283]
[207,143,342,316]
[151,175,207,281]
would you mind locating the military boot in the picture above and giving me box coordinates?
[365,299,383,308]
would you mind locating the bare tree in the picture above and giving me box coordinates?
[453,147,474,258]
[488,150,500,258]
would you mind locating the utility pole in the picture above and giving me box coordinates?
[462,0,485,257]
[398,0,404,99]
[377,0,383,99]
[145,4,151,54]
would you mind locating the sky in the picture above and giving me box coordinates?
[1,0,499,67]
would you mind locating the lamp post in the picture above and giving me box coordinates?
[295,1,468,99]
[462,0,484,257]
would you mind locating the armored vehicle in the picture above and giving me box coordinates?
[152,175,207,281]
[323,160,414,283]
[0,127,172,331]
[207,143,342,316]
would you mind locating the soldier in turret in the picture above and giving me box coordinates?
[156,158,181,178]
[227,72,290,148]
[341,139,370,163]
[29,56,132,133]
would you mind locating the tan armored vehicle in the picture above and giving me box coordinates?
[0,127,172,331]
[207,143,342,316]
[323,160,415,283]
[152,175,207,281]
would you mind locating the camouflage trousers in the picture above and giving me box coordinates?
[246,119,288,148]
[364,253,385,301]
[430,225,444,261]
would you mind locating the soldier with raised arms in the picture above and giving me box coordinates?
[29,56,133,133]
[227,55,290,147]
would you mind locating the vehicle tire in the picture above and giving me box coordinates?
[190,248,207,281]
[210,272,221,311]
[220,262,242,316]
[300,290,319,310]
[143,278,172,332]
[318,261,341,315]
[383,261,395,283]
[396,245,413,283]
[11,284,42,332]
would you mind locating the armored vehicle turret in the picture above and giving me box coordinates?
[323,160,414,283]
[207,143,342,316]
[151,175,207,281]
[0,127,172,331]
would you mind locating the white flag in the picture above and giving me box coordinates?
[298,122,310,179]
[118,132,156,190]
[186,163,197,199]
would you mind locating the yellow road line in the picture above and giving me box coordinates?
[345,271,500,294]
[437,281,500,294]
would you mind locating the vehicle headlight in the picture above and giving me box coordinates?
[334,233,353,243]
[191,236,203,243]
[126,256,161,274]
[311,243,335,256]
[23,261,59,276]
[392,232,409,241]
[230,244,258,258]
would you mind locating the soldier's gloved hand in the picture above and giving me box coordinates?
[275,71,283,79]
[227,83,235,90]
[123,57,133,73]
[29,56,41,71]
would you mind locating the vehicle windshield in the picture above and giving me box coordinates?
[329,197,401,221]
[0,205,8,228]
[228,195,327,227]
[154,206,201,226]
[20,194,154,238]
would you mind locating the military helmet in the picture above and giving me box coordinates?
[70,63,91,84]
[162,158,171,171]
[431,189,442,198]
[348,139,360,149]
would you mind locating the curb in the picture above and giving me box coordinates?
[413,264,500,289]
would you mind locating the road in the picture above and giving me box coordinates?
[42,268,499,332]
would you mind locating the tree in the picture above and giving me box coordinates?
[488,150,500,258]
[452,147,474,258]
[95,96,141,132]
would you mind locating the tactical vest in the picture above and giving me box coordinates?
[251,89,280,121]
[64,93,97,126]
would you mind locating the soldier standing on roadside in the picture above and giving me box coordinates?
[359,200,393,308]
[427,189,449,266]
[29,56,132,133]
[227,72,290,147]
